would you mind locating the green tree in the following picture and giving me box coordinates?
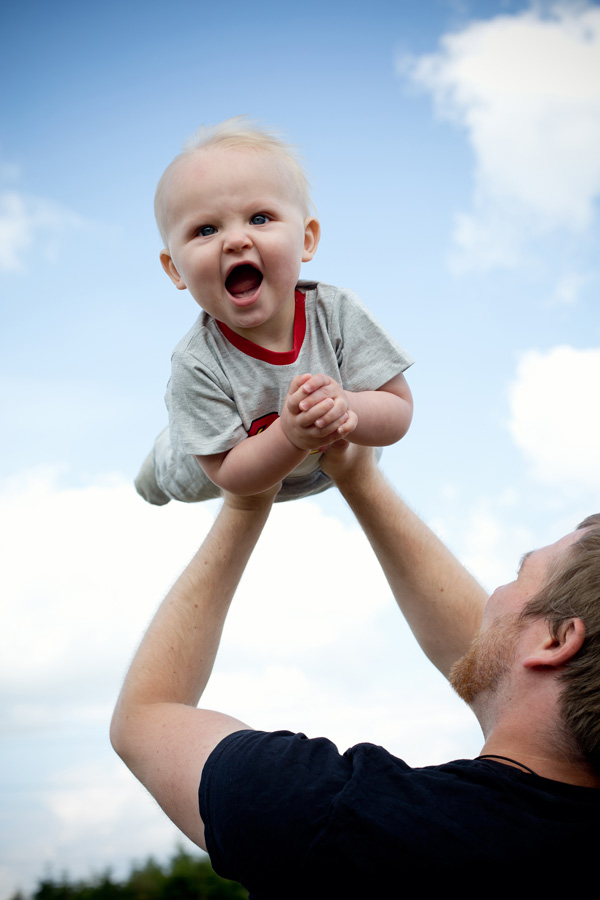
[11,849,247,900]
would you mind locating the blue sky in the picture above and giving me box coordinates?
[2,0,600,895]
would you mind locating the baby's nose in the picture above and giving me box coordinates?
[224,228,252,251]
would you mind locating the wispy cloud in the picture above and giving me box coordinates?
[1,470,393,709]
[0,189,83,272]
[1,468,476,897]
[402,3,600,270]
[552,270,589,305]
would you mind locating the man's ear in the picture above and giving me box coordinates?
[302,218,321,262]
[160,250,187,290]
[522,618,586,670]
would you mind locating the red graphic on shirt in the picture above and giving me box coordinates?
[247,411,329,453]
[248,412,279,437]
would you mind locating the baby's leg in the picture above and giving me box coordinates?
[135,428,221,505]
[135,442,171,505]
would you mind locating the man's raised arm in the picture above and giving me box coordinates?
[322,445,487,677]
[110,488,278,852]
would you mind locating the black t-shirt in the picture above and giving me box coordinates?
[199,729,600,897]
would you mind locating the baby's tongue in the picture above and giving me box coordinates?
[226,265,262,298]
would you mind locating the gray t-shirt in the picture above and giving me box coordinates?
[155,282,413,502]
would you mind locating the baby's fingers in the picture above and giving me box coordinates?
[285,373,316,414]
[300,384,346,416]
[287,372,313,395]
[314,396,350,429]
[333,410,358,439]
[299,373,331,398]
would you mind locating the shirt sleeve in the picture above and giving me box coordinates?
[167,348,247,456]
[199,729,352,893]
[316,284,414,393]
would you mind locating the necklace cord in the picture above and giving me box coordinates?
[476,754,537,777]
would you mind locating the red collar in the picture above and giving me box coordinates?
[216,290,306,365]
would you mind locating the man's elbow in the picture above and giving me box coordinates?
[110,700,136,768]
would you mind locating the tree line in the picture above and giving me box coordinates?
[10,848,248,900]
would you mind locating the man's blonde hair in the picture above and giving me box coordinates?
[520,514,600,770]
[154,116,314,246]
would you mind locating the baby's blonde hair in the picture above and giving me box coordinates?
[154,116,314,246]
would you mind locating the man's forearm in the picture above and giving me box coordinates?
[110,492,276,849]
[111,493,274,737]
[332,453,487,677]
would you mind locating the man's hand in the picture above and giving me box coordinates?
[222,481,282,511]
[280,373,358,451]
[321,441,377,486]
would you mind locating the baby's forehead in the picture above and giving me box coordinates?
[156,145,307,242]
[167,146,304,205]
[170,145,278,184]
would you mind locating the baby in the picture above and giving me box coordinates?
[135,118,414,504]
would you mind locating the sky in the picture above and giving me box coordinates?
[2,0,600,894]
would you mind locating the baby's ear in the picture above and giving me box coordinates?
[160,250,187,290]
[302,218,321,262]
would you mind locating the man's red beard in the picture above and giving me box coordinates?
[449,614,523,705]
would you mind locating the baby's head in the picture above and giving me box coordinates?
[154,118,320,347]
[154,117,315,248]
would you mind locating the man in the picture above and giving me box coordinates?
[111,446,600,894]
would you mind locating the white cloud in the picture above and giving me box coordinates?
[4,755,189,895]
[4,467,473,764]
[1,468,480,899]
[0,469,393,711]
[404,3,600,269]
[0,468,205,704]
[0,189,83,272]
[508,345,600,491]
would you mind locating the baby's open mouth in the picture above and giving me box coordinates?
[225,264,263,299]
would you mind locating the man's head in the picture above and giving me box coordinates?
[451,515,600,766]
[519,514,600,768]
[154,118,320,347]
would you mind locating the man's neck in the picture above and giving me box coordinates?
[477,728,600,788]
[470,665,600,788]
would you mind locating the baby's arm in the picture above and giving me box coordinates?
[195,374,356,496]
[299,372,413,447]
[348,372,413,445]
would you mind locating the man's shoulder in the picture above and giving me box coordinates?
[204,728,600,802]
[199,730,412,894]
[200,731,600,894]
[203,727,406,771]
[203,730,600,838]
[202,728,359,793]
[200,728,415,842]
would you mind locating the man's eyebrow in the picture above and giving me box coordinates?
[518,550,533,573]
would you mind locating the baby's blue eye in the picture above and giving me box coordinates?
[250,214,270,225]
[198,225,216,237]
